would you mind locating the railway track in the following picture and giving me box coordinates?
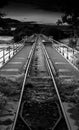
[11,38,70,130]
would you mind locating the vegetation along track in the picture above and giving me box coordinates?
[11,40,70,130]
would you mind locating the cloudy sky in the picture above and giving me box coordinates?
[0,0,64,24]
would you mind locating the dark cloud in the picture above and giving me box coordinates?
[0,0,8,8]
[13,0,63,12]
[0,0,79,13]
[1,0,78,24]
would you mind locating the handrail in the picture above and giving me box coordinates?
[50,38,79,70]
[0,43,24,67]
[52,39,79,54]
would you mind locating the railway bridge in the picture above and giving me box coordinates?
[0,34,79,130]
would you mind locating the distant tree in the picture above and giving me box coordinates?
[54,1,79,55]
[56,19,62,25]
[62,14,78,50]
[0,12,5,18]
[61,0,79,41]
[0,12,7,28]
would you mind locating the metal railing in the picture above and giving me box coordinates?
[51,39,79,66]
[0,43,24,68]
[53,39,79,53]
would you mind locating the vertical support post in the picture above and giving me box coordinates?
[63,46,64,55]
[57,46,58,51]
[57,45,59,51]
[60,46,61,53]
[16,44,17,53]
[9,46,10,59]
[73,48,74,55]
[72,48,74,64]
[14,44,15,53]
[3,48,5,64]
[67,47,68,59]
[59,46,60,52]
[17,44,18,51]
[13,43,14,55]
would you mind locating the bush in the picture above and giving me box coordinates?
[0,94,7,109]
[0,77,22,97]
[56,77,79,102]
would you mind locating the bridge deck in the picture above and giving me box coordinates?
[46,45,79,80]
[46,45,79,130]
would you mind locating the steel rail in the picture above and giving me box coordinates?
[11,41,36,130]
[11,38,71,130]
[41,42,72,130]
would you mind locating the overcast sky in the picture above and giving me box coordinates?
[1,0,63,24]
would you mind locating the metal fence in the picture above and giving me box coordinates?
[0,43,24,68]
[52,39,79,69]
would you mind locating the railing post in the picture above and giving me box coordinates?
[72,48,74,64]
[13,43,14,55]
[16,44,17,53]
[14,44,15,54]
[63,46,64,55]
[59,45,61,53]
[56,46,58,51]
[14,44,16,53]
[9,46,10,59]
[3,48,5,64]
[66,47,68,59]
[16,44,17,52]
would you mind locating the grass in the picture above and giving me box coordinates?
[56,77,79,103]
[0,119,13,125]
[0,76,23,97]
[0,76,23,112]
